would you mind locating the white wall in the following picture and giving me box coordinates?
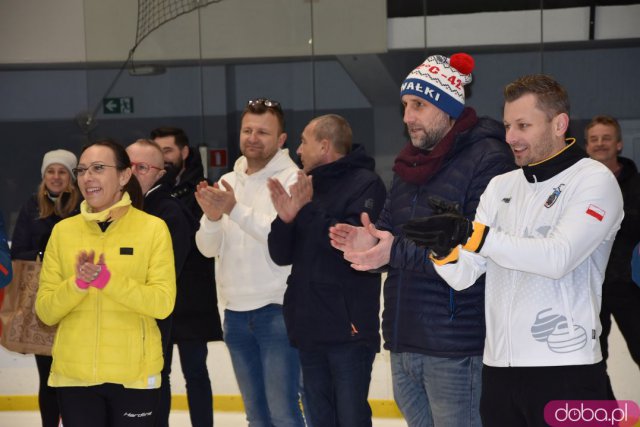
[0,0,388,64]
[1,1,639,65]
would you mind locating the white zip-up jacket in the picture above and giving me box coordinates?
[436,154,623,367]
[195,149,299,311]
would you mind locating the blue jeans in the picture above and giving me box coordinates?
[299,342,375,427]
[224,304,305,427]
[391,352,482,427]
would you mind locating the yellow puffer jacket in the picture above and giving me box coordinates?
[36,206,176,388]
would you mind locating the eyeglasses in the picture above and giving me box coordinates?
[247,98,282,111]
[131,162,163,175]
[72,163,118,178]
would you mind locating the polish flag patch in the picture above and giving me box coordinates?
[586,204,605,221]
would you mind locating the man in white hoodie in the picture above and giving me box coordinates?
[194,98,305,427]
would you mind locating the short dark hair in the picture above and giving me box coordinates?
[241,98,285,134]
[504,74,570,121]
[584,115,622,142]
[311,114,352,155]
[149,127,190,149]
[80,138,143,209]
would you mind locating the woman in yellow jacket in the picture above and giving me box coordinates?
[36,139,176,427]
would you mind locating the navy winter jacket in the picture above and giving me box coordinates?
[268,145,387,351]
[378,108,515,357]
[167,149,223,342]
[11,195,62,261]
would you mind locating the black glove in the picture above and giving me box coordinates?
[427,196,461,216]
[403,213,473,257]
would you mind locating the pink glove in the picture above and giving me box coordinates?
[75,278,90,290]
[90,264,111,289]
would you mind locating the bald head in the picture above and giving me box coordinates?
[126,139,167,194]
[311,114,353,155]
[297,114,353,172]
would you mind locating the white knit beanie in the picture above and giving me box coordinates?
[41,149,78,180]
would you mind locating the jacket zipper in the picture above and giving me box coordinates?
[507,184,537,366]
[449,288,456,320]
[141,318,146,360]
[392,191,419,352]
[94,290,100,381]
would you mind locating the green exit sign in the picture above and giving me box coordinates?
[103,97,134,114]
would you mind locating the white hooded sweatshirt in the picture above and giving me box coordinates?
[195,149,299,311]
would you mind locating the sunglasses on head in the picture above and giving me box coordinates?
[247,98,282,111]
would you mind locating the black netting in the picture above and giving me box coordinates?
[135,0,222,50]
[82,0,222,133]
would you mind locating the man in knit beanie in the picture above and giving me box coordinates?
[329,53,515,427]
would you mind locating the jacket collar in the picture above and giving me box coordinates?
[522,139,587,183]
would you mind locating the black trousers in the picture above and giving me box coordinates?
[57,383,160,427]
[35,354,61,427]
[600,288,640,399]
[480,362,608,427]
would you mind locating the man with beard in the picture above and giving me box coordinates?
[585,115,640,398]
[329,53,515,426]
[150,127,223,427]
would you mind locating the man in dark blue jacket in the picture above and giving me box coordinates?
[330,53,515,426]
[267,114,386,427]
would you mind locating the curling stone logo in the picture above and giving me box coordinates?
[531,308,587,353]
[544,184,565,208]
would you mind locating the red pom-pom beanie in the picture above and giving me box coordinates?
[400,52,475,119]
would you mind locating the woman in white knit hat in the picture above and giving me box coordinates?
[10,148,81,427]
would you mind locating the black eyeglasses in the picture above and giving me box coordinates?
[247,98,282,111]
[72,163,118,178]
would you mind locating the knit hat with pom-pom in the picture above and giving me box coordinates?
[400,52,474,119]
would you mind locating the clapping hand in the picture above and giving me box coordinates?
[75,250,109,289]
[267,171,313,223]
[195,179,237,221]
[329,212,394,271]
